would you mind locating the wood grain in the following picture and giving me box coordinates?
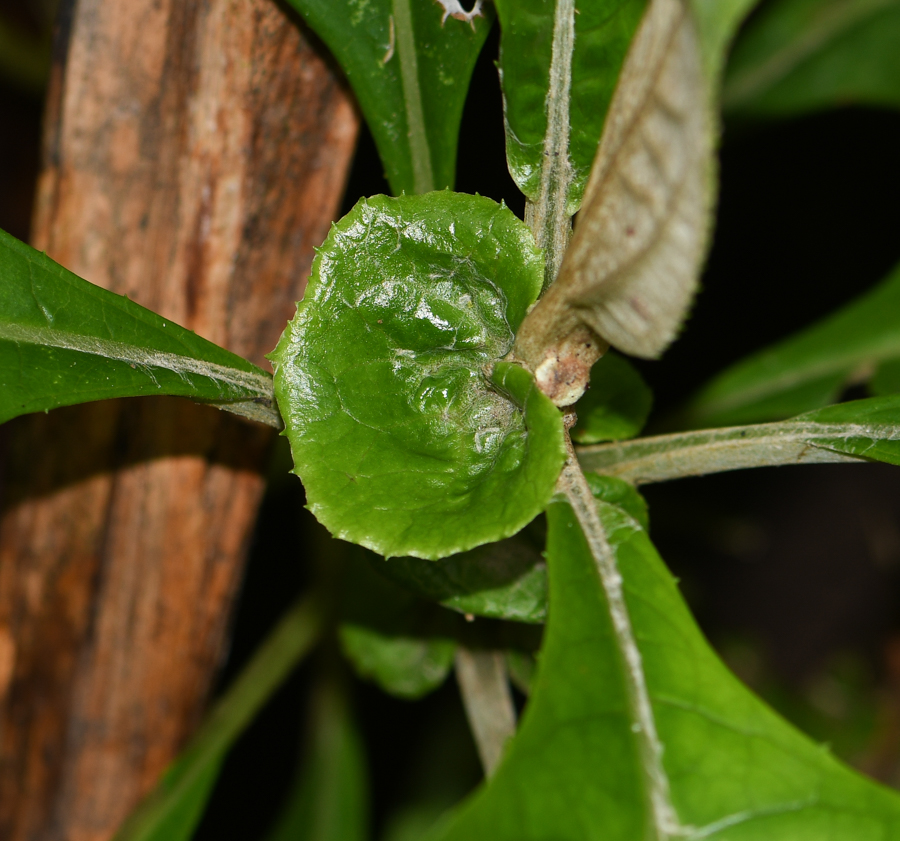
[0,0,358,838]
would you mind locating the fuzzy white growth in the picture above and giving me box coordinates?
[433,0,485,27]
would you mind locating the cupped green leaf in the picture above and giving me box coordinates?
[679,261,900,428]
[376,523,548,624]
[493,0,646,213]
[0,229,279,428]
[285,0,493,196]
[724,0,900,118]
[340,550,459,700]
[271,192,566,560]
[571,351,652,443]
[431,489,900,841]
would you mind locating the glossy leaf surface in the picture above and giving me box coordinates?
[263,675,368,841]
[340,551,458,699]
[680,261,900,428]
[724,0,900,118]
[272,193,566,560]
[285,0,492,195]
[571,351,652,443]
[493,0,645,212]
[432,489,900,841]
[0,229,278,427]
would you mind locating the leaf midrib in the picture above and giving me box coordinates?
[393,0,435,194]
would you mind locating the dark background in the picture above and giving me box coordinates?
[3,2,900,836]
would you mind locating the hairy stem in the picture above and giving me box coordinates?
[393,0,435,194]
[558,447,682,839]
[455,648,517,777]
[526,0,576,290]
[576,419,881,485]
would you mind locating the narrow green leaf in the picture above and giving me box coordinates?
[680,261,900,428]
[271,192,566,560]
[571,351,653,443]
[584,472,650,529]
[579,395,900,484]
[285,0,493,196]
[113,596,322,841]
[0,229,279,428]
[724,0,900,118]
[340,551,458,700]
[493,0,646,213]
[798,395,900,465]
[872,357,900,395]
[514,0,758,399]
[263,674,368,841]
[431,488,900,841]
[376,526,548,625]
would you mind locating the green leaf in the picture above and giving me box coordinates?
[571,352,652,443]
[285,0,493,195]
[376,524,548,624]
[431,489,900,841]
[113,596,322,841]
[340,551,459,700]
[579,395,900,484]
[0,228,279,428]
[263,674,368,841]
[872,357,900,395]
[513,0,758,394]
[375,478,647,625]
[493,0,646,213]
[797,395,900,466]
[724,0,900,118]
[584,472,649,529]
[271,192,566,560]
[679,261,900,428]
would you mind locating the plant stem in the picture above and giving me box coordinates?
[455,648,517,778]
[557,447,682,839]
[393,0,435,194]
[113,593,324,841]
[577,420,875,486]
[526,0,576,290]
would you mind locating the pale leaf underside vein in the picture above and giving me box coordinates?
[1,322,280,427]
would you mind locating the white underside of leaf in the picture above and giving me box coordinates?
[0,322,280,426]
[561,0,710,359]
[515,0,710,404]
[560,453,689,840]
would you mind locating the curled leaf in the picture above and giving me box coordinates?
[515,0,713,403]
[271,193,566,560]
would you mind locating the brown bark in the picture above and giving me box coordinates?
[0,0,358,838]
